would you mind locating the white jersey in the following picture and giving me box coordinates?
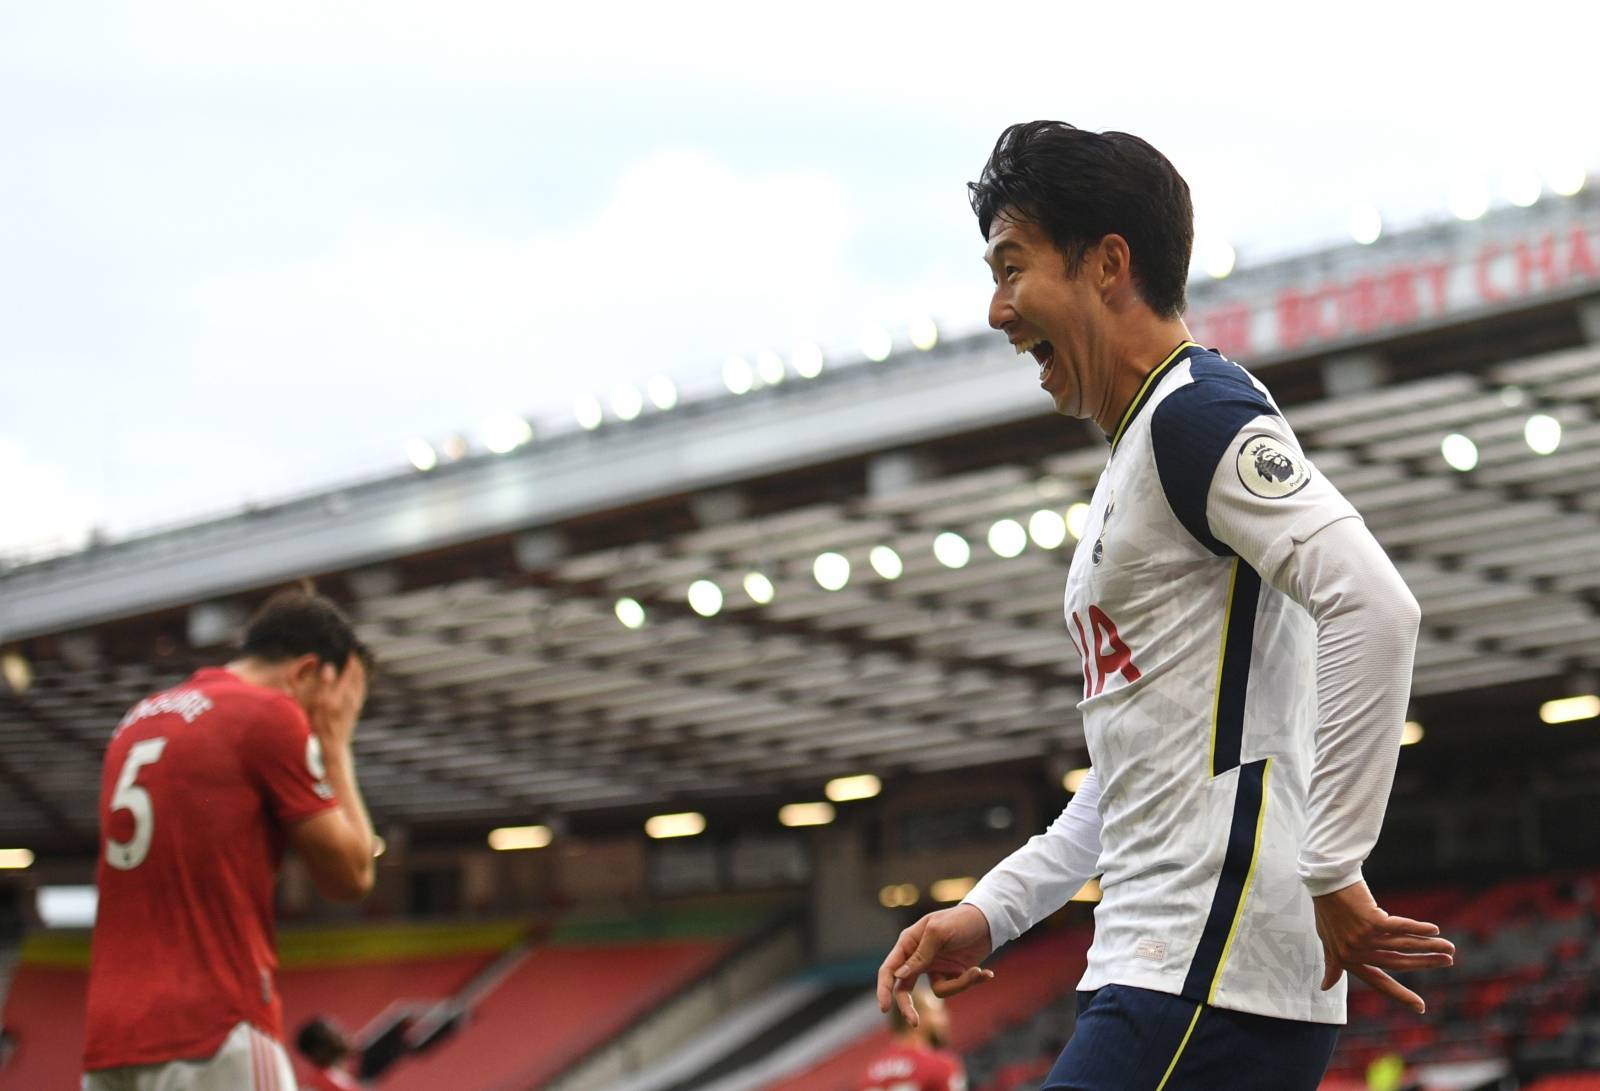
[965,341,1420,1025]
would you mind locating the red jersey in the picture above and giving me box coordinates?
[858,1042,967,1091]
[302,1064,362,1090]
[85,668,338,1070]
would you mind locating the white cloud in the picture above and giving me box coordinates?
[0,439,101,562]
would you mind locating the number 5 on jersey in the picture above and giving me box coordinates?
[1069,605,1142,697]
[107,738,168,871]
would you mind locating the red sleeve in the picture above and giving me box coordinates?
[242,696,339,825]
[931,1054,967,1091]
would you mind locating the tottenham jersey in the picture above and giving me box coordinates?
[1062,341,1359,1024]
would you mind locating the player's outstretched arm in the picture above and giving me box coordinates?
[291,655,376,901]
[876,905,995,1027]
[1312,879,1454,1013]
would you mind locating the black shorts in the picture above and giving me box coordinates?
[1041,984,1340,1091]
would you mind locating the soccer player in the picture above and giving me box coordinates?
[876,122,1456,1090]
[83,590,377,1090]
[858,985,967,1091]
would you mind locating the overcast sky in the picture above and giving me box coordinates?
[2,1,1595,560]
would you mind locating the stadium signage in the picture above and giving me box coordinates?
[1190,212,1600,358]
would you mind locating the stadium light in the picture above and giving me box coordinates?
[1440,433,1479,472]
[614,597,646,630]
[0,848,34,869]
[1500,386,1527,408]
[1072,878,1102,903]
[825,774,881,802]
[2,651,33,695]
[1401,721,1424,746]
[644,812,706,839]
[488,825,552,851]
[610,383,644,422]
[1348,205,1383,246]
[879,883,919,908]
[1029,509,1068,549]
[778,802,836,827]
[1540,695,1600,725]
[1504,173,1542,208]
[1200,240,1236,279]
[861,328,893,362]
[814,552,851,591]
[987,518,1027,559]
[1062,767,1090,793]
[932,532,971,569]
[1448,181,1490,221]
[930,876,976,903]
[37,885,96,927]
[481,414,533,455]
[1525,414,1562,455]
[792,342,825,379]
[1549,165,1587,197]
[868,545,903,580]
[687,579,724,618]
[441,435,470,462]
[723,356,754,395]
[909,317,939,351]
[1065,502,1091,541]
[743,572,775,605]
[575,394,605,431]
[756,349,786,386]
[405,439,438,472]
[647,375,679,411]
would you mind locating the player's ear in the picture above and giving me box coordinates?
[286,653,325,688]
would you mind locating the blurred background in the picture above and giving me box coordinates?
[2,3,1599,1089]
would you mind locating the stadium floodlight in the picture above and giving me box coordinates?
[932,531,971,569]
[909,317,939,351]
[1448,181,1490,221]
[646,375,679,411]
[868,545,903,580]
[879,883,919,908]
[1504,173,1542,208]
[482,414,533,455]
[575,393,605,430]
[1029,509,1068,549]
[487,825,552,851]
[644,812,705,839]
[614,597,646,630]
[1348,205,1383,246]
[814,551,851,591]
[743,572,775,605]
[1401,721,1424,746]
[0,848,34,869]
[778,802,836,827]
[1500,386,1526,408]
[1525,414,1562,455]
[1549,165,1587,198]
[930,876,977,903]
[1540,695,1600,725]
[987,518,1027,559]
[1072,878,1102,903]
[722,355,754,395]
[792,342,825,379]
[1,651,33,695]
[687,579,724,618]
[825,773,881,802]
[1065,502,1091,541]
[1200,240,1236,279]
[610,383,644,422]
[1062,767,1090,793]
[861,328,893,362]
[756,349,786,386]
[441,435,470,461]
[1440,433,1479,472]
[405,439,438,472]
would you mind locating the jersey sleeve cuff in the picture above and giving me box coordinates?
[958,893,1013,951]
[1301,866,1365,898]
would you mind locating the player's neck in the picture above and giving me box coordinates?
[1095,316,1195,438]
[224,657,294,695]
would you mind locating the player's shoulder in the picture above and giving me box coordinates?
[1149,350,1279,469]
[199,670,308,735]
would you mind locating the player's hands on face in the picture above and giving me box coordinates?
[1312,879,1455,1013]
[876,904,996,1027]
[309,654,367,750]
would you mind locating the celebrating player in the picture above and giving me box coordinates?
[877,122,1456,1089]
[83,590,377,1090]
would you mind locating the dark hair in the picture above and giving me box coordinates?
[241,590,371,673]
[296,1015,351,1066]
[969,121,1194,318]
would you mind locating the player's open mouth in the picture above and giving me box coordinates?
[1015,337,1056,387]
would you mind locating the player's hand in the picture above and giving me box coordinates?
[1312,879,1454,1013]
[309,653,367,749]
[876,904,995,1027]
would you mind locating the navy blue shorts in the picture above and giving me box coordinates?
[1041,984,1339,1091]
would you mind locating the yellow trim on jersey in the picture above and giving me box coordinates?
[1206,757,1274,1006]
[1109,339,1201,451]
[1208,558,1240,777]
[1155,1003,1204,1091]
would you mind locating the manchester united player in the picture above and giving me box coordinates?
[859,986,967,1091]
[83,591,377,1090]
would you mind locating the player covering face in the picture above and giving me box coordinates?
[877,122,1455,1091]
